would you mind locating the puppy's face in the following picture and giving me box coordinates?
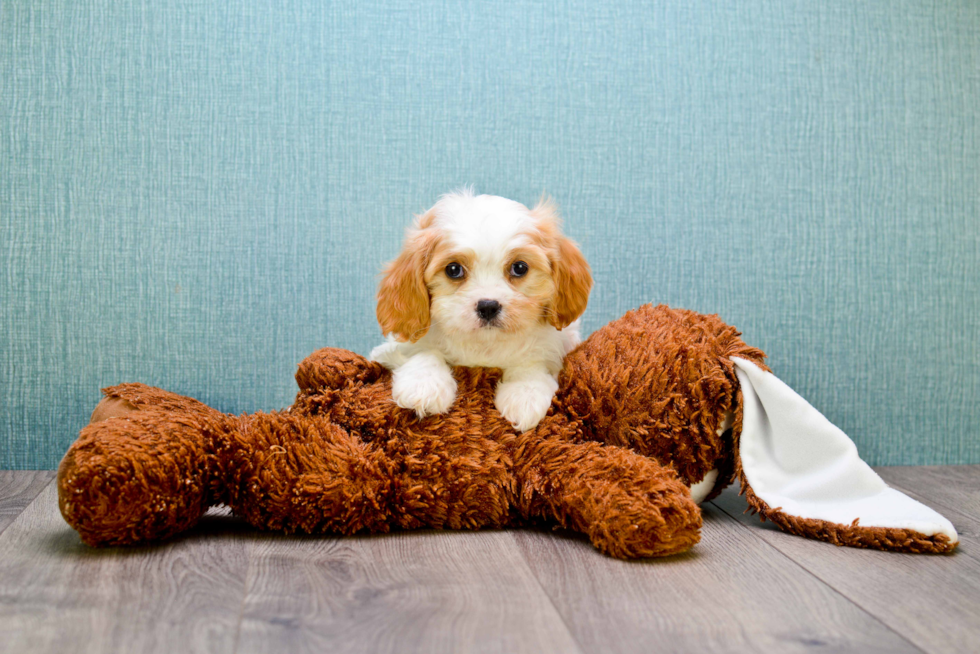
[377,192,592,342]
[424,205,556,337]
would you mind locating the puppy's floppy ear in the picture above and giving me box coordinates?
[531,196,593,330]
[550,235,592,329]
[377,219,439,342]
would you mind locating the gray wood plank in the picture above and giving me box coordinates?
[712,482,980,654]
[877,465,980,524]
[0,482,249,654]
[0,470,55,536]
[236,529,582,654]
[513,503,920,654]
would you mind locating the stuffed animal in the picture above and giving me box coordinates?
[57,305,958,558]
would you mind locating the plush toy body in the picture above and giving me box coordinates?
[58,305,958,558]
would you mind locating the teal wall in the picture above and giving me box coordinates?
[2,1,978,469]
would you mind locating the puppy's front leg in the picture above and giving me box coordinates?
[390,351,457,418]
[495,366,559,432]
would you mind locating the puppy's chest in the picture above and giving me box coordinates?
[438,333,547,369]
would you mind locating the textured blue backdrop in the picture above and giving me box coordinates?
[2,0,978,469]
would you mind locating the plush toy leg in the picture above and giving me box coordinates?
[731,358,958,553]
[221,412,397,534]
[223,412,516,535]
[514,437,702,559]
[59,384,230,546]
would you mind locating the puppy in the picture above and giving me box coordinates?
[370,190,592,431]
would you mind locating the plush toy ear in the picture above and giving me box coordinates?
[732,357,958,553]
[376,226,438,342]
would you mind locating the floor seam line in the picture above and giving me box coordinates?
[506,530,589,654]
[229,536,252,654]
[0,473,58,540]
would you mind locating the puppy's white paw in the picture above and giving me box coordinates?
[391,356,457,418]
[494,376,559,432]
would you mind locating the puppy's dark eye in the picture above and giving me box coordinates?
[510,261,529,278]
[445,262,465,279]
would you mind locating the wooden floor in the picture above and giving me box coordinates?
[0,466,977,654]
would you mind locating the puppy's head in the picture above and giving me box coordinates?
[377,190,592,342]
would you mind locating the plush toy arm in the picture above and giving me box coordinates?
[294,347,387,394]
[513,436,702,558]
[732,358,958,553]
[58,384,232,546]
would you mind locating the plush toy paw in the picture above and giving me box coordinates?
[494,375,559,432]
[391,353,457,417]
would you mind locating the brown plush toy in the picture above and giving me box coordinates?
[58,305,958,558]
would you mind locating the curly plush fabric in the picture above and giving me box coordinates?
[60,305,761,557]
[60,304,952,558]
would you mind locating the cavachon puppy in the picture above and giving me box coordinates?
[371,190,593,431]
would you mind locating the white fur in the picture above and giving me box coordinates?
[370,190,584,431]
[389,350,457,417]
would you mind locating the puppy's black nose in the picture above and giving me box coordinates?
[476,299,502,322]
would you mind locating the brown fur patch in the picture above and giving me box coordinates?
[424,245,477,284]
[528,197,592,329]
[548,237,592,329]
[376,228,441,342]
[89,396,138,423]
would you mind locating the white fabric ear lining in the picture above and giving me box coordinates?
[732,357,957,544]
